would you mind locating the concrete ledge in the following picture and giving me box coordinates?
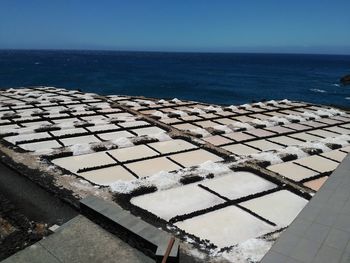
[80,196,179,263]
[261,153,350,263]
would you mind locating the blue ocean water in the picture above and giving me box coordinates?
[0,50,349,107]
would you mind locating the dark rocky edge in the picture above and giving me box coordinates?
[340,74,350,86]
[0,194,49,261]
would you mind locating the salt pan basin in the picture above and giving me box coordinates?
[175,206,275,248]
[131,183,225,220]
[241,190,308,227]
[201,172,276,200]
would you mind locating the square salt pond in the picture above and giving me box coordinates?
[108,144,158,162]
[264,126,294,134]
[241,190,308,227]
[20,140,62,152]
[51,152,116,173]
[132,126,165,136]
[288,132,324,142]
[172,123,199,131]
[86,124,119,132]
[245,129,276,138]
[303,177,328,191]
[222,144,260,156]
[98,130,135,141]
[125,157,181,178]
[5,132,52,144]
[268,136,303,146]
[174,206,275,248]
[0,124,20,134]
[148,139,196,154]
[249,113,272,120]
[22,121,52,127]
[299,120,326,128]
[131,184,225,220]
[267,162,318,181]
[51,128,87,137]
[341,146,350,153]
[215,118,237,126]
[79,166,136,185]
[306,129,340,138]
[283,123,311,131]
[233,116,256,123]
[325,126,350,135]
[294,155,339,173]
[203,135,233,146]
[321,150,347,162]
[201,172,276,200]
[160,118,180,124]
[119,121,149,128]
[223,132,255,142]
[169,149,223,167]
[245,139,283,151]
[314,118,342,125]
[195,120,220,128]
[60,135,101,146]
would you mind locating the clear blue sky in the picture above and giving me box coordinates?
[1,0,350,54]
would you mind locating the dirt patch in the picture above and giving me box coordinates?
[0,194,49,261]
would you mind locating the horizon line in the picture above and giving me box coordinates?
[1,48,350,56]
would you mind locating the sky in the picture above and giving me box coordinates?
[0,0,350,54]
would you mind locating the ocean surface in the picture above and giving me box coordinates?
[0,50,349,107]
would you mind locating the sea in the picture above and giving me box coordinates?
[0,50,349,108]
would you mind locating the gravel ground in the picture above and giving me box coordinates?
[0,194,49,261]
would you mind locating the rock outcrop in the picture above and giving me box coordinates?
[340,74,350,85]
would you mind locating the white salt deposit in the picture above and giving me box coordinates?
[189,107,206,114]
[251,119,274,127]
[321,134,350,147]
[315,109,332,117]
[249,152,282,165]
[227,105,238,111]
[253,102,265,107]
[171,98,182,103]
[70,143,94,156]
[301,141,330,152]
[285,114,306,122]
[150,132,172,142]
[266,100,279,105]
[173,110,188,116]
[230,122,254,130]
[213,125,232,134]
[189,127,211,137]
[221,238,274,263]
[152,111,168,118]
[111,137,134,148]
[302,111,321,119]
[240,103,252,109]
[125,101,141,107]
[278,146,308,159]
[281,99,291,103]
[205,105,223,112]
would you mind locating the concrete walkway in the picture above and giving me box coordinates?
[2,215,154,263]
[261,154,350,263]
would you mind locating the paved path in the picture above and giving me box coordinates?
[261,154,350,263]
[2,215,154,263]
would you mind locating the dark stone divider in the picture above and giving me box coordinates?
[80,196,180,263]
